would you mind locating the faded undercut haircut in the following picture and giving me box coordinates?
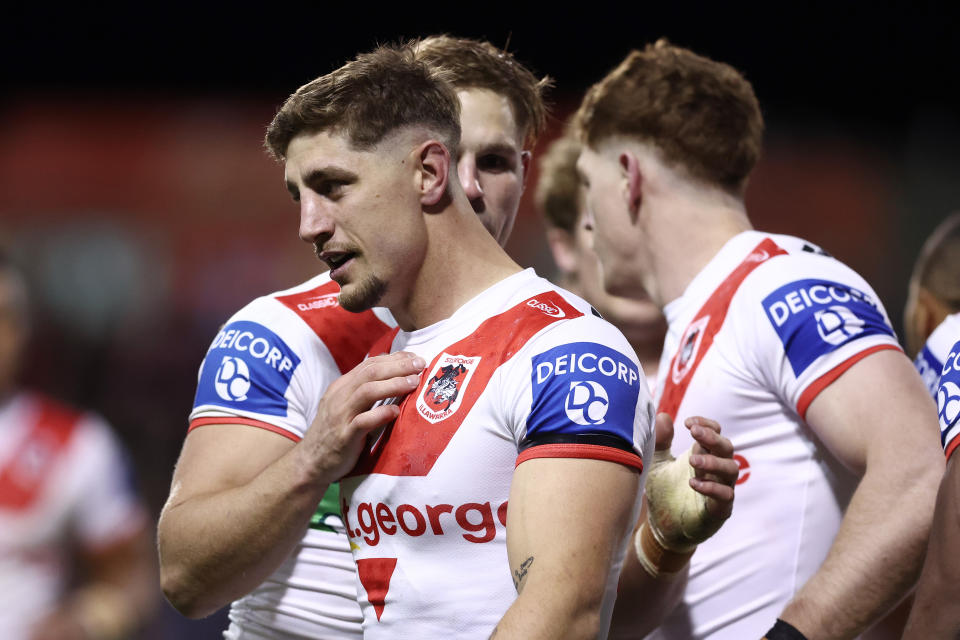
[414,35,551,146]
[912,212,960,311]
[535,135,583,232]
[265,43,461,160]
[575,39,764,195]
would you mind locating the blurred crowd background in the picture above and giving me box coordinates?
[3,3,959,637]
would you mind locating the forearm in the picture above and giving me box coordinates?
[780,464,939,639]
[609,524,689,639]
[490,578,603,640]
[158,446,329,617]
[902,455,960,639]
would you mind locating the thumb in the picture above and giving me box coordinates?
[654,412,675,452]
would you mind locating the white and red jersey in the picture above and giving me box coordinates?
[647,231,901,640]
[339,269,655,639]
[913,312,960,398]
[916,314,960,460]
[189,272,395,640]
[0,391,146,640]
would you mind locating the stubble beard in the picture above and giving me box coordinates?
[338,275,387,313]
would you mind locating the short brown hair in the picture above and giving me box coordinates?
[913,212,960,311]
[535,136,583,232]
[414,35,550,146]
[575,39,763,194]
[265,43,461,160]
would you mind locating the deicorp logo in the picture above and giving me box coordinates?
[938,341,960,440]
[193,320,301,416]
[528,341,639,442]
[763,279,893,376]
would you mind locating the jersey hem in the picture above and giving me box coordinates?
[515,443,643,471]
[188,417,302,442]
[796,344,902,419]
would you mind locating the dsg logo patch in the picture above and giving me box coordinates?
[763,279,893,376]
[194,320,301,416]
[528,341,639,442]
[565,381,609,425]
[215,356,251,401]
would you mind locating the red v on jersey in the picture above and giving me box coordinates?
[346,291,583,478]
[357,557,398,622]
[658,238,787,419]
[276,279,392,374]
[0,397,80,511]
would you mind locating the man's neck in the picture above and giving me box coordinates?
[389,207,523,331]
[644,198,752,308]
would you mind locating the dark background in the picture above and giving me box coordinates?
[3,3,959,636]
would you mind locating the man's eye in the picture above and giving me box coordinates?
[477,155,511,172]
[320,181,345,197]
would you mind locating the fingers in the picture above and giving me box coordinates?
[688,477,734,520]
[339,352,426,411]
[654,412,675,451]
[686,416,733,459]
[689,452,740,485]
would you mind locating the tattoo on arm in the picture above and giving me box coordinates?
[512,556,534,593]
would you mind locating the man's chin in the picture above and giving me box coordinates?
[338,276,387,313]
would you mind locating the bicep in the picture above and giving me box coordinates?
[805,349,942,474]
[506,457,640,595]
[167,424,297,506]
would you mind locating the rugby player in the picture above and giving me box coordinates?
[901,213,960,638]
[0,250,156,640]
[536,133,666,385]
[574,40,944,639]
[158,36,554,639]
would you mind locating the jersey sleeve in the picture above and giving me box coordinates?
[502,313,655,471]
[746,253,902,419]
[69,415,147,549]
[188,295,340,442]
[936,339,960,460]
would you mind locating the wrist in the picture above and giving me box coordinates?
[634,518,695,578]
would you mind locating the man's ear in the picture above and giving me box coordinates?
[520,150,532,190]
[419,141,452,207]
[619,151,642,219]
[545,227,578,276]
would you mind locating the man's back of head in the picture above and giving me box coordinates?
[413,35,550,147]
[575,39,764,197]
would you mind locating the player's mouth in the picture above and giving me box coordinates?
[320,250,357,282]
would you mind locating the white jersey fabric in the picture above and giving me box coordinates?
[189,272,394,640]
[915,313,960,460]
[647,231,901,640]
[338,269,655,639]
[0,391,146,640]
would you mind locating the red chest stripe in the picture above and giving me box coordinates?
[276,279,392,374]
[346,291,583,478]
[658,238,787,419]
[0,396,81,511]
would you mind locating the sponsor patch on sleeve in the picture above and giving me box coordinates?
[915,345,945,398]
[193,320,301,416]
[937,340,960,457]
[762,279,894,376]
[527,341,640,444]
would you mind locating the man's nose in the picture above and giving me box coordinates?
[298,194,334,244]
[458,156,484,201]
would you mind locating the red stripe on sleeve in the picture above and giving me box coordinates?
[188,417,302,442]
[516,443,643,472]
[945,437,960,462]
[796,344,903,419]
